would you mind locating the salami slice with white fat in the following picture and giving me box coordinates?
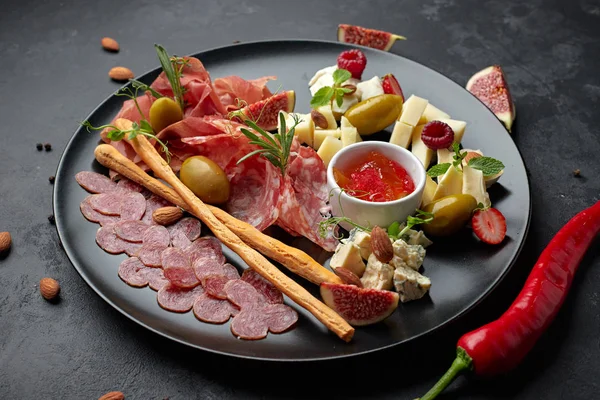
[185,237,225,265]
[157,283,204,313]
[145,268,169,291]
[141,195,173,224]
[230,310,269,340]
[80,196,120,225]
[95,224,126,254]
[193,293,239,324]
[124,241,143,257]
[119,192,147,221]
[193,258,227,281]
[202,265,240,299]
[241,269,284,304]
[114,220,149,242]
[116,178,145,194]
[167,217,202,244]
[76,171,117,194]
[262,303,298,333]
[90,193,123,216]
[162,247,199,288]
[137,244,168,267]
[118,257,148,287]
[142,225,170,247]
[170,229,192,248]
[224,279,264,309]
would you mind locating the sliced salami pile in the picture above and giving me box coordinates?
[77,170,297,339]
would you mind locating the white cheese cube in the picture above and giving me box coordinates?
[432,165,463,201]
[332,94,359,120]
[399,95,429,127]
[418,103,451,125]
[316,136,343,168]
[341,125,362,147]
[463,165,491,208]
[308,65,337,86]
[437,148,453,165]
[421,175,438,207]
[313,129,341,150]
[329,242,366,277]
[360,254,394,290]
[411,125,434,169]
[309,74,335,96]
[340,116,353,129]
[389,121,414,149]
[350,229,372,260]
[393,266,431,302]
[437,118,467,146]
[356,76,384,101]
[315,104,338,129]
[286,113,314,148]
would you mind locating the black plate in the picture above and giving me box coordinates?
[54,40,530,361]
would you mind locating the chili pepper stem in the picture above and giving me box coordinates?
[419,347,473,400]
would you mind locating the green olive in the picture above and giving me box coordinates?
[180,156,230,205]
[421,194,478,236]
[149,97,183,133]
[343,94,403,135]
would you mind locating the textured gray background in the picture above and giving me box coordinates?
[1,0,599,399]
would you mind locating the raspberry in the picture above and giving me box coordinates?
[421,121,455,150]
[337,49,367,80]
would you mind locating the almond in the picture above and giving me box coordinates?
[40,277,60,301]
[311,109,329,129]
[370,226,393,263]
[333,267,363,287]
[101,37,120,52]
[0,231,11,252]
[109,66,134,81]
[153,206,184,226]
[99,391,125,400]
[342,84,357,95]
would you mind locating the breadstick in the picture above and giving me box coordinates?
[111,118,354,342]
[94,144,342,286]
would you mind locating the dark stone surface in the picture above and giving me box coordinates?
[0,0,599,398]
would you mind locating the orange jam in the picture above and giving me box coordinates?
[333,150,415,202]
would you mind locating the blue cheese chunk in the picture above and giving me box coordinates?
[348,228,372,260]
[393,266,431,302]
[391,239,426,271]
[360,254,394,290]
[330,242,366,277]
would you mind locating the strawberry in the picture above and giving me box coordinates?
[337,49,367,80]
[381,74,404,101]
[471,207,507,245]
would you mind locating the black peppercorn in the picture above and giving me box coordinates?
[36,143,43,151]
[49,176,55,184]
[44,143,52,151]
[48,215,55,224]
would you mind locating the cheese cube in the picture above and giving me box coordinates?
[432,165,463,201]
[309,73,335,96]
[393,265,431,303]
[418,103,451,125]
[286,113,314,148]
[341,126,361,147]
[437,118,467,146]
[411,125,434,169]
[317,136,343,168]
[361,254,394,290]
[349,229,372,260]
[463,165,491,208]
[389,121,414,149]
[313,128,341,150]
[329,242,366,277]
[421,175,438,207]
[356,76,384,101]
[340,116,353,129]
[332,94,359,120]
[308,65,336,86]
[437,148,453,165]
[399,95,429,127]
[315,104,338,129]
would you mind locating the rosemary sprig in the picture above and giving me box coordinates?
[154,44,187,111]
[237,112,300,176]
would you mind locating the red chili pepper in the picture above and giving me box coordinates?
[420,200,600,400]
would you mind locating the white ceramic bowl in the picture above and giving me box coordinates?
[326,141,426,230]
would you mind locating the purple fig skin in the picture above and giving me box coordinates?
[466,65,516,132]
[320,282,399,326]
[238,91,296,131]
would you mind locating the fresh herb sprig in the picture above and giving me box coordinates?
[427,144,504,177]
[129,79,164,100]
[310,69,355,109]
[237,112,300,176]
[318,216,370,240]
[154,44,187,111]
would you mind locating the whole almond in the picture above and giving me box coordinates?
[101,37,120,52]
[153,206,184,226]
[40,277,60,301]
[99,391,125,400]
[333,267,363,287]
[109,66,134,81]
[370,226,394,263]
[342,84,357,95]
[310,110,329,129]
[0,231,11,252]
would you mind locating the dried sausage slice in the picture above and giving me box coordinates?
[157,284,205,313]
[193,258,226,281]
[141,195,173,225]
[116,178,145,194]
[119,192,147,221]
[114,220,149,242]
[90,193,123,216]
[76,171,117,194]
[230,309,269,340]
[201,264,240,300]
[263,304,298,333]
[168,217,202,246]
[118,257,148,287]
[241,269,284,304]
[80,196,120,225]
[145,268,169,291]
[193,293,239,324]
[224,279,263,309]
[170,229,192,248]
[185,237,225,265]
[95,224,126,254]
[162,247,199,288]
[137,244,168,267]
[142,225,170,247]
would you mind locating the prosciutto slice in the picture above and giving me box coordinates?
[213,75,276,111]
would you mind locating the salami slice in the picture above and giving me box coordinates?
[157,283,205,313]
[80,196,120,225]
[119,192,147,221]
[162,247,199,288]
[124,241,143,257]
[224,279,263,309]
[168,217,202,243]
[185,237,225,265]
[118,257,148,287]
[230,309,269,340]
[142,225,170,247]
[193,258,226,281]
[202,273,238,300]
[76,171,117,194]
[95,224,126,254]
[263,303,298,333]
[193,293,239,324]
[145,268,169,291]
[137,244,168,267]
[241,269,284,304]
[116,178,145,194]
[90,193,123,216]
[141,195,173,224]
[170,229,192,248]
[114,220,149,242]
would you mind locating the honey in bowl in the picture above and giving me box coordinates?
[332,150,415,202]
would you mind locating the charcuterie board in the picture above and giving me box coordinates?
[53,40,530,361]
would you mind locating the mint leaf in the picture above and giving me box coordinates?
[310,86,335,108]
[139,119,154,133]
[468,156,505,176]
[335,89,344,107]
[387,221,401,240]
[333,68,351,85]
[338,87,354,94]
[106,130,125,141]
[427,163,451,177]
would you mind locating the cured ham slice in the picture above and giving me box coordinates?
[213,75,276,111]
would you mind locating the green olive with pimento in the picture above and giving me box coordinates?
[180,156,230,205]
[421,194,478,236]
